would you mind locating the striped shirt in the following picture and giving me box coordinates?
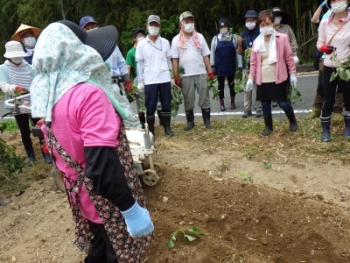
[7,60,33,113]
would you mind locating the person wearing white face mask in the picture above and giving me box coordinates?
[126,27,147,129]
[316,0,350,142]
[248,10,298,136]
[171,11,214,131]
[0,41,52,165]
[136,15,175,137]
[12,24,41,65]
[237,10,262,118]
[272,7,299,64]
[210,18,243,111]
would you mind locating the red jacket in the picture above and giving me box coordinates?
[249,32,296,85]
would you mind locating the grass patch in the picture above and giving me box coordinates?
[1,119,19,132]
[155,116,350,164]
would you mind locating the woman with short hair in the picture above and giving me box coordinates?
[248,9,298,136]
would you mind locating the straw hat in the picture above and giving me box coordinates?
[4,41,27,58]
[12,24,41,42]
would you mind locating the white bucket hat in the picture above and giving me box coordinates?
[4,41,27,59]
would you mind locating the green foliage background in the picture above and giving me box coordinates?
[0,0,321,63]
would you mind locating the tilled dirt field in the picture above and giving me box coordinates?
[1,134,350,263]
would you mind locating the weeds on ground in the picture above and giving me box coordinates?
[156,116,350,164]
[220,253,246,263]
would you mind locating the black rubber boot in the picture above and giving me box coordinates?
[219,99,226,111]
[138,112,146,129]
[230,96,236,110]
[147,115,155,136]
[184,110,195,131]
[285,111,298,132]
[262,114,273,136]
[343,116,350,138]
[201,108,212,129]
[160,112,175,136]
[321,116,331,142]
[157,110,163,126]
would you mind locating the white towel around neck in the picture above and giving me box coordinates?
[253,30,278,64]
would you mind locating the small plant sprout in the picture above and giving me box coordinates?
[263,162,271,169]
[167,226,207,249]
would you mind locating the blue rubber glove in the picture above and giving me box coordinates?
[320,0,326,8]
[120,202,154,238]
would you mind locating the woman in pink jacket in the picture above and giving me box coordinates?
[247,9,298,136]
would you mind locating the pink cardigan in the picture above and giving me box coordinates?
[249,32,296,85]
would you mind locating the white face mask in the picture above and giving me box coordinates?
[331,1,348,13]
[137,36,145,42]
[246,22,256,30]
[184,23,195,33]
[148,26,159,36]
[220,27,228,34]
[260,26,274,35]
[10,57,23,64]
[274,17,282,25]
[23,37,36,48]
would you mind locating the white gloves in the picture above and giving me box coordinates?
[137,81,145,93]
[0,82,16,96]
[293,56,299,64]
[246,79,254,92]
[290,74,297,87]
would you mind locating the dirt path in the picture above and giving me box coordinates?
[1,144,350,262]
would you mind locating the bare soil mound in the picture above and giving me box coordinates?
[1,134,350,262]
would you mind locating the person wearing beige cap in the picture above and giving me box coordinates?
[0,41,52,165]
[136,15,175,137]
[12,24,41,65]
[171,11,214,131]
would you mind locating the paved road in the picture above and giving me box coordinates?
[0,74,319,122]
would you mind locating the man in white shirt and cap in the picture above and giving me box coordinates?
[136,15,174,137]
[171,11,215,131]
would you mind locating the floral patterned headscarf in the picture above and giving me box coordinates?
[30,22,128,121]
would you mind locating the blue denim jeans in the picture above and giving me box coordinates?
[261,101,294,115]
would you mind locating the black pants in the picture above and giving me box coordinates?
[14,114,40,157]
[321,66,350,118]
[217,75,235,99]
[84,221,118,263]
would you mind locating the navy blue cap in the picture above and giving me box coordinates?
[79,16,98,29]
[244,10,258,19]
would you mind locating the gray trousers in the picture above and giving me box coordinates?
[181,74,210,111]
[243,81,262,111]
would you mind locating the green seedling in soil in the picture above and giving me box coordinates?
[167,226,206,249]
[263,162,271,169]
[236,170,253,183]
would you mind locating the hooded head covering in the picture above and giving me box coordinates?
[30,21,128,121]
